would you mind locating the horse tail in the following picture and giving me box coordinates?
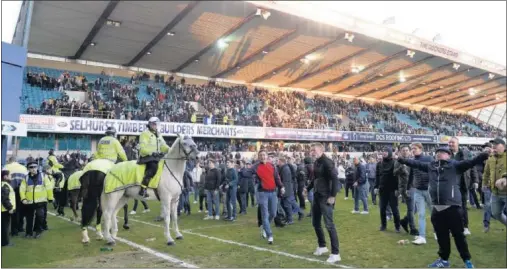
[80,170,106,228]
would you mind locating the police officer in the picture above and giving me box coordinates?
[47,149,64,171]
[20,161,54,239]
[2,169,16,247]
[138,117,170,198]
[94,127,128,163]
[3,157,28,236]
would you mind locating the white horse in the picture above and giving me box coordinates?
[100,134,199,246]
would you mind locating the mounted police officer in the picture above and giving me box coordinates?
[94,126,128,163]
[138,117,170,198]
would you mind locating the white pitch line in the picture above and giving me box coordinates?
[47,212,199,268]
[127,218,353,268]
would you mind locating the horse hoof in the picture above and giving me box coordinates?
[82,239,90,245]
[167,241,175,246]
[123,225,130,230]
[107,241,116,246]
[176,236,183,240]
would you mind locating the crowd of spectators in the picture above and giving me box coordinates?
[24,69,505,138]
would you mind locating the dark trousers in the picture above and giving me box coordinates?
[312,193,339,255]
[431,206,471,261]
[142,160,158,186]
[297,183,306,209]
[459,188,469,228]
[368,178,376,204]
[345,183,354,198]
[2,212,11,246]
[379,190,400,229]
[468,188,481,208]
[401,194,417,232]
[239,192,247,213]
[246,181,255,207]
[42,203,48,229]
[199,193,206,211]
[54,190,65,215]
[132,199,149,211]
[25,203,45,235]
[11,192,24,235]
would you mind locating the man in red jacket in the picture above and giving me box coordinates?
[252,150,284,245]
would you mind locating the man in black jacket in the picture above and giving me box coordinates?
[397,147,489,268]
[307,143,341,264]
[296,158,307,209]
[396,145,418,236]
[279,157,304,224]
[204,161,221,220]
[238,161,252,215]
[448,137,479,235]
[374,148,401,232]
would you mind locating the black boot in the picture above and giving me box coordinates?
[138,187,149,198]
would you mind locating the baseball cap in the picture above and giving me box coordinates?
[489,138,506,145]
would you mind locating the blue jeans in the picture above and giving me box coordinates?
[258,191,278,237]
[354,184,369,212]
[206,190,220,217]
[490,193,507,226]
[226,186,238,219]
[281,195,302,222]
[483,189,492,227]
[413,188,432,238]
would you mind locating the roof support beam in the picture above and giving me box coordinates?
[249,36,342,84]
[365,63,452,99]
[172,10,258,73]
[125,1,199,66]
[72,0,120,59]
[347,56,434,96]
[460,99,506,112]
[444,86,506,109]
[387,68,471,101]
[401,72,487,103]
[424,77,501,106]
[279,41,380,88]
[431,85,504,108]
[211,27,300,79]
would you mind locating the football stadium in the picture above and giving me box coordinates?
[1,1,506,268]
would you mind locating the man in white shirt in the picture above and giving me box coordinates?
[193,160,204,208]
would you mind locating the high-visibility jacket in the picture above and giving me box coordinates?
[94,136,128,163]
[139,130,169,158]
[1,181,15,212]
[52,171,66,190]
[3,162,28,189]
[47,155,64,171]
[82,159,115,175]
[20,173,54,204]
[67,170,85,191]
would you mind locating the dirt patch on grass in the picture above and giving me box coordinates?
[50,251,182,268]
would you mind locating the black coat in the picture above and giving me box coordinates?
[375,158,398,193]
[238,167,253,193]
[308,154,339,198]
[204,168,221,191]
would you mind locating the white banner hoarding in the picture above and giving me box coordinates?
[2,121,28,137]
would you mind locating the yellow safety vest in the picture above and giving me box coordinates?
[82,159,115,175]
[94,136,128,163]
[67,170,85,191]
[3,162,28,188]
[139,130,170,158]
[19,173,54,204]
[1,181,15,212]
[47,155,63,171]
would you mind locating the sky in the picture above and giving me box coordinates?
[2,1,506,66]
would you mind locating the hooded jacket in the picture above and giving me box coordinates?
[482,151,507,195]
[399,153,489,206]
[374,149,398,192]
[308,154,339,198]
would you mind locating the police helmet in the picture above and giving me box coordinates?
[105,126,117,136]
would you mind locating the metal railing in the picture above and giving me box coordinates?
[56,108,113,119]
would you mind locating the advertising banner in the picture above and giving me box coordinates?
[1,121,28,137]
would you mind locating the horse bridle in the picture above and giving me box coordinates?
[161,136,198,191]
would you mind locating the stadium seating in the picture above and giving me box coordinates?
[21,66,505,138]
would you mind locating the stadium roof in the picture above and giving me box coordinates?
[15,1,507,113]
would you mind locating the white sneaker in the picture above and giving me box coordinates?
[214,215,220,220]
[344,197,349,200]
[260,227,267,238]
[193,201,197,204]
[203,216,213,220]
[313,247,329,256]
[351,210,360,214]
[143,209,150,213]
[268,236,273,244]
[464,228,471,236]
[129,210,136,215]
[360,211,369,215]
[412,236,427,245]
[434,233,438,240]
[326,254,341,263]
